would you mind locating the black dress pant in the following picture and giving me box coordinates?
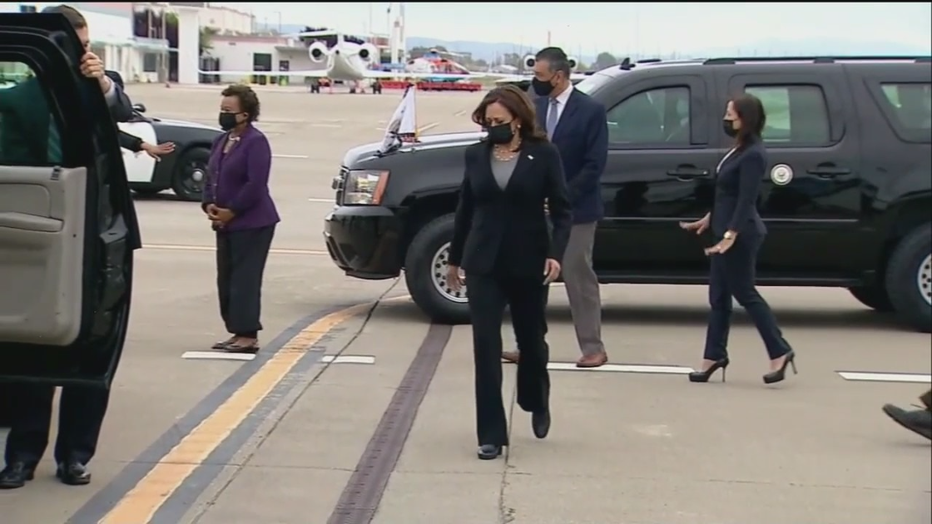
[468,270,550,447]
[216,225,275,336]
[704,232,793,361]
[4,384,110,467]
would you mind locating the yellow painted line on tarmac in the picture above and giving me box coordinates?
[143,243,327,256]
[98,302,372,524]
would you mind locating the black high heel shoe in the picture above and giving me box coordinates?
[763,351,797,384]
[688,357,730,383]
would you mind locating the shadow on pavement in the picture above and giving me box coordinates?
[375,300,909,332]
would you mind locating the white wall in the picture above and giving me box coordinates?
[207,37,324,84]
[198,5,253,35]
[0,3,141,79]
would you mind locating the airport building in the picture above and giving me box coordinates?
[1,2,400,85]
[0,2,255,83]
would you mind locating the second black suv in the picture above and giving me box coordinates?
[324,56,932,332]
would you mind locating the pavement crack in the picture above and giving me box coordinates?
[499,379,518,524]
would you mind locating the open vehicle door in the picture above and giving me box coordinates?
[0,13,138,389]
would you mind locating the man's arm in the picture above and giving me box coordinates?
[118,130,144,153]
[565,102,609,204]
[103,70,134,123]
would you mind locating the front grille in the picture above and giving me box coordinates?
[334,167,348,204]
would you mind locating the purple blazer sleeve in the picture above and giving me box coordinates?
[228,134,272,215]
[201,134,224,213]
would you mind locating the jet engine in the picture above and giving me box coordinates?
[308,41,329,63]
[524,54,579,71]
[357,43,379,64]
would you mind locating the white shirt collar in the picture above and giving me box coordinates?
[552,84,573,106]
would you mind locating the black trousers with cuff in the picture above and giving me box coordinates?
[216,225,275,337]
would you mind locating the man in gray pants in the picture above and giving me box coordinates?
[502,47,610,368]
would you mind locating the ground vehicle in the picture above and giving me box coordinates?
[324,56,932,332]
[0,12,137,406]
[121,103,222,201]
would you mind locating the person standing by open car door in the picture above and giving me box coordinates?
[0,7,140,490]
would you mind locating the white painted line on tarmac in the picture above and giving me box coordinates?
[144,243,327,256]
[418,122,439,133]
[547,363,695,374]
[309,123,343,129]
[322,355,376,365]
[453,109,468,117]
[308,197,333,203]
[182,351,256,361]
[837,371,931,383]
[273,154,309,159]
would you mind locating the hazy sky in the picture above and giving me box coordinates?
[217,2,932,55]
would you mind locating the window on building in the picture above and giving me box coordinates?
[879,82,931,142]
[142,53,159,73]
[605,86,691,146]
[19,5,37,13]
[744,85,831,146]
[0,60,62,167]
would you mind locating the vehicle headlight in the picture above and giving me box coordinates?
[343,169,389,205]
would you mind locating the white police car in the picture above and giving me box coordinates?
[121,102,222,201]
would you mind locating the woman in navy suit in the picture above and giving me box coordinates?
[680,94,797,385]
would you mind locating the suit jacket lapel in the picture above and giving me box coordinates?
[506,149,534,193]
[535,98,547,130]
[552,90,581,141]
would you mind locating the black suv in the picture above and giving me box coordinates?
[323,56,932,333]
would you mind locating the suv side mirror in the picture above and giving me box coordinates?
[133,103,146,113]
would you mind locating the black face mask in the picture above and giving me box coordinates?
[532,77,556,97]
[486,123,515,144]
[219,112,240,131]
[722,119,739,138]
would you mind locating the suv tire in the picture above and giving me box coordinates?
[404,214,471,325]
[885,223,932,333]
[848,285,894,312]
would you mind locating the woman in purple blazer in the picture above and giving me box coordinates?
[201,84,280,353]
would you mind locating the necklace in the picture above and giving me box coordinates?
[493,141,520,161]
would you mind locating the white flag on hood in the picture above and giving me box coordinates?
[379,83,419,154]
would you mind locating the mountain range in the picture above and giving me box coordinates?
[259,23,931,65]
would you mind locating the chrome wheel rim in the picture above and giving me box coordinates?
[430,242,468,303]
[918,253,932,307]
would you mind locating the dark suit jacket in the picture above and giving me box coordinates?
[105,70,144,152]
[449,139,572,278]
[710,138,768,237]
[535,89,608,224]
[104,70,134,123]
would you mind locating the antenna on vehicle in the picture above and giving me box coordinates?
[618,57,634,70]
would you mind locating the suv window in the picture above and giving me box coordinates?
[745,85,831,146]
[879,82,931,141]
[606,86,690,147]
[0,60,63,167]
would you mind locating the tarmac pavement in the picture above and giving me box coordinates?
[1,84,930,524]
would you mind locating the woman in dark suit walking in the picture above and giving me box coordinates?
[447,85,572,460]
[680,94,797,385]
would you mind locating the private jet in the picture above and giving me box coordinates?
[493,53,592,88]
[199,30,498,94]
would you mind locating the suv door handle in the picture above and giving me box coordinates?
[666,166,710,179]
[807,165,851,177]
